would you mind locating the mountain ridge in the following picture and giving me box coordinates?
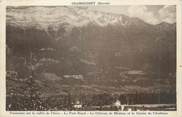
[6,6,176,96]
[7,6,175,31]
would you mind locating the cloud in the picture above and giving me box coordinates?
[127,6,159,24]
[158,5,176,24]
[89,5,176,25]
[126,5,176,24]
[7,5,176,29]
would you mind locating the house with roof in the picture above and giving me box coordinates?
[73,100,82,109]
[113,100,125,111]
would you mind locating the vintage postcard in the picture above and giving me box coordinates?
[0,0,182,117]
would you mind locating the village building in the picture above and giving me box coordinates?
[63,75,83,80]
[127,70,145,76]
[113,100,125,111]
[73,100,82,109]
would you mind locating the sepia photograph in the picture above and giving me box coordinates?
[6,5,176,111]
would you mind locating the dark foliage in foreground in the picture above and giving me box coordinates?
[6,92,176,111]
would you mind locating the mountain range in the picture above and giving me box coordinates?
[6,7,176,97]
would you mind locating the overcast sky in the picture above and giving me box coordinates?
[88,5,176,24]
[7,5,176,26]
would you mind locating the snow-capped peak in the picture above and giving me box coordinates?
[7,6,130,31]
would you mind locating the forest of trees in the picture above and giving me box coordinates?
[6,91,176,111]
[6,17,176,111]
